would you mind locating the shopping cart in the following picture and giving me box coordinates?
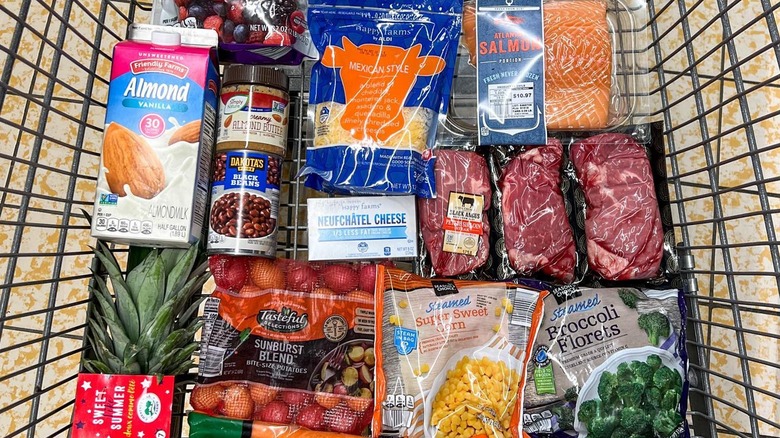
[0,0,778,436]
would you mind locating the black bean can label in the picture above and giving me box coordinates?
[207,150,281,256]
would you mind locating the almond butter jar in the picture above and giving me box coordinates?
[216,65,289,156]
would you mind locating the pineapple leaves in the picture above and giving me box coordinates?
[160,248,186,276]
[101,316,131,358]
[168,360,195,376]
[164,244,198,301]
[84,360,112,374]
[177,297,206,330]
[126,249,158,304]
[90,334,123,374]
[94,242,129,293]
[122,343,141,367]
[92,273,140,342]
[137,256,166,332]
[86,241,208,376]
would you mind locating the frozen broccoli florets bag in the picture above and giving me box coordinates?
[523,286,689,438]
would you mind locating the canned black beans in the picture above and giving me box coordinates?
[207,150,282,257]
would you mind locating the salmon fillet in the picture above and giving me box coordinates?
[462,0,613,130]
[544,0,612,130]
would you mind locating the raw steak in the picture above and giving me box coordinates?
[500,140,576,283]
[418,150,491,276]
[570,133,664,280]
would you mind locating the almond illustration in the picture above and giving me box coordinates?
[169,120,201,145]
[102,122,165,199]
[223,114,233,128]
[272,114,282,123]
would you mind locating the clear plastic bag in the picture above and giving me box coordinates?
[299,0,463,197]
[569,133,664,281]
[417,149,492,278]
[150,0,317,64]
[523,285,690,438]
[454,0,651,136]
[488,140,579,283]
[374,267,548,438]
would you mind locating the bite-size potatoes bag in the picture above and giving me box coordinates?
[373,267,547,438]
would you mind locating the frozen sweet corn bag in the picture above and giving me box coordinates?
[373,267,547,438]
[300,0,463,198]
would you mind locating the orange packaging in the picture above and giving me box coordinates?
[192,256,381,436]
[372,267,548,438]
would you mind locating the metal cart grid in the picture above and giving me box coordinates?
[0,0,778,437]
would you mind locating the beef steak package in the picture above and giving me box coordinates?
[374,267,548,438]
[523,285,689,438]
[569,133,664,281]
[418,149,492,278]
[191,256,378,436]
[488,140,579,284]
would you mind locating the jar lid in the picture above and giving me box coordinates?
[223,65,289,90]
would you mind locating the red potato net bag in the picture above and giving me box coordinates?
[570,133,664,281]
[191,256,381,436]
[372,267,548,438]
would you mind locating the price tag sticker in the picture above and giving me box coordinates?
[487,82,535,120]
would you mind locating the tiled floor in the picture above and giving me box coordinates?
[0,0,778,436]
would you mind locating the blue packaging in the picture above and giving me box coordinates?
[476,0,547,145]
[299,0,464,198]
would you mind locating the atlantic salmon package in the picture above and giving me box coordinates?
[299,0,464,197]
[191,256,380,436]
[373,267,547,438]
[459,0,653,134]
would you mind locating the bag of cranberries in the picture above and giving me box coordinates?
[152,0,317,64]
[190,256,381,435]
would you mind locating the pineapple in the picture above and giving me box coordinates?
[83,241,210,376]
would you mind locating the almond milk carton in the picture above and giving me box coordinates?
[91,25,219,247]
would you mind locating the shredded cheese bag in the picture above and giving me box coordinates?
[300,0,463,198]
[373,267,547,438]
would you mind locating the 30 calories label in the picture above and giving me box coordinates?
[442,192,484,256]
[488,82,535,120]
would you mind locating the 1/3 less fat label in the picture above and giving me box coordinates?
[442,192,484,256]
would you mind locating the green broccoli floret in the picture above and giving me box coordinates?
[618,288,639,308]
[653,409,683,436]
[647,354,663,371]
[577,399,600,425]
[661,390,680,411]
[551,405,575,430]
[629,360,655,387]
[598,371,618,404]
[588,416,619,438]
[617,361,635,382]
[619,406,650,431]
[617,382,644,407]
[611,427,630,438]
[644,387,662,410]
[638,312,671,345]
[564,386,579,402]
[653,366,679,392]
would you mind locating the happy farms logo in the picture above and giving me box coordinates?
[257,307,309,333]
